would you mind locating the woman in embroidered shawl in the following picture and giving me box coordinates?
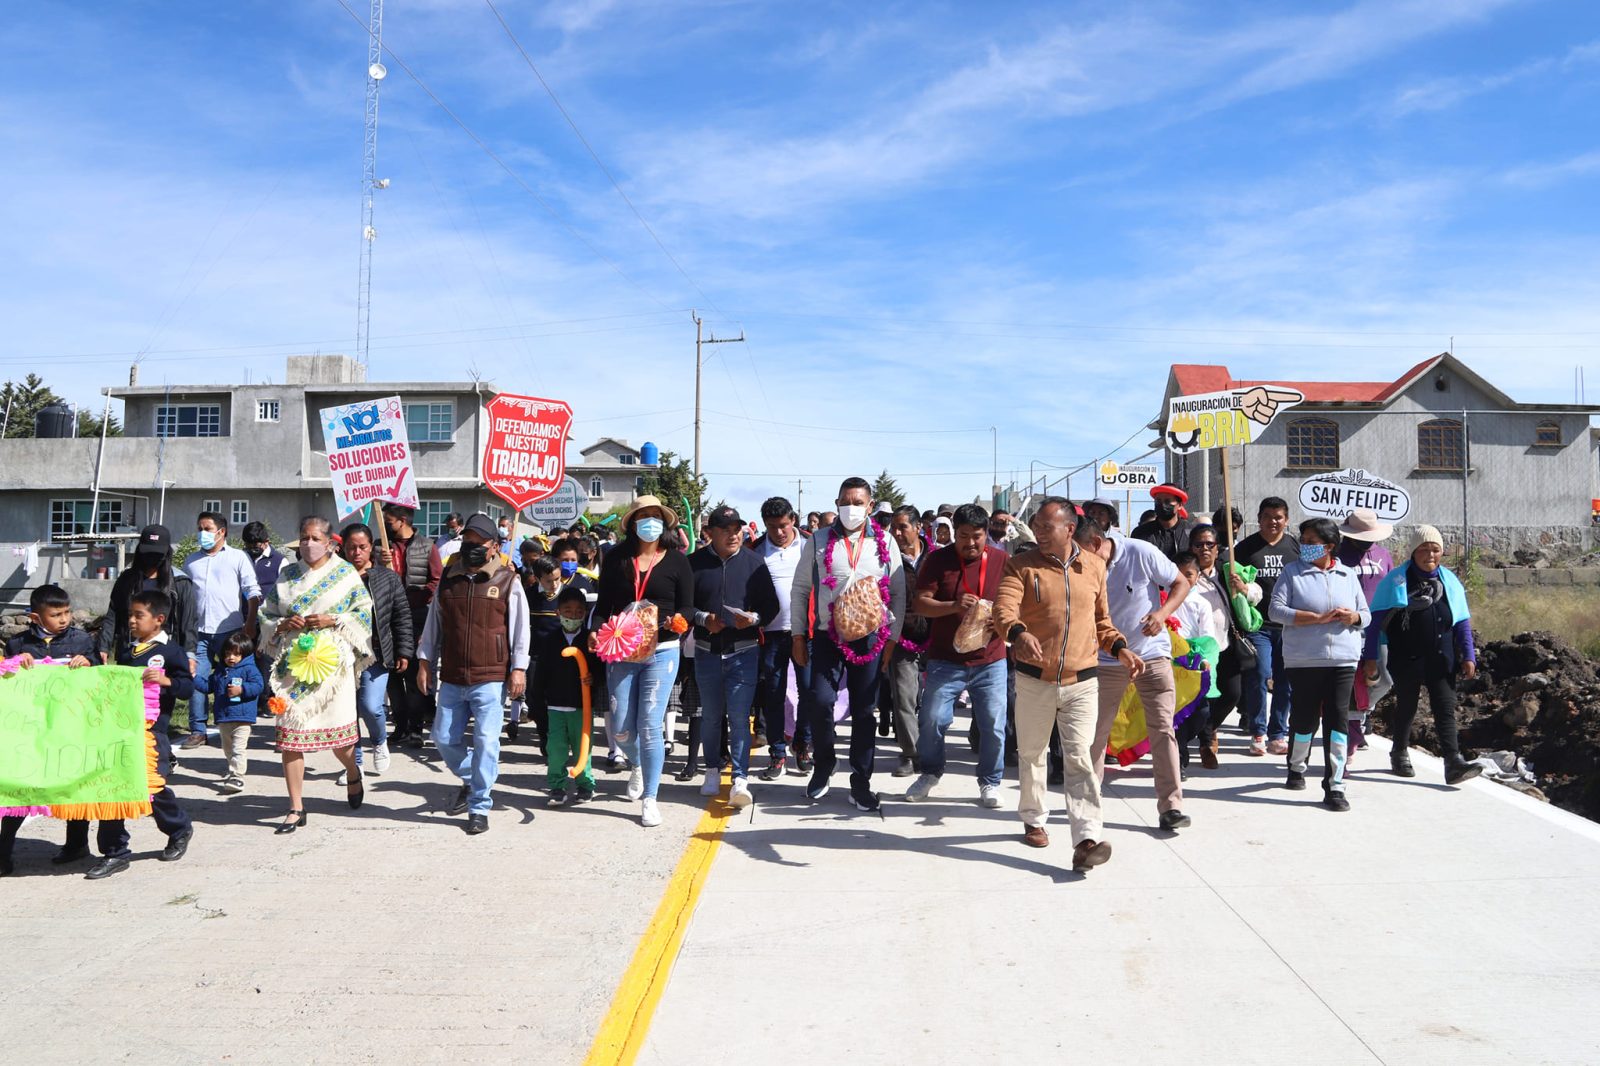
[259,516,375,831]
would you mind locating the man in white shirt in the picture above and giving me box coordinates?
[181,509,262,749]
[1074,519,1194,832]
[753,497,812,780]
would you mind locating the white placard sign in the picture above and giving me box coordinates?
[319,396,419,521]
[1096,462,1161,490]
[523,475,585,527]
[1298,468,1411,523]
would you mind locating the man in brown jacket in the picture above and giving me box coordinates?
[993,497,1142,871]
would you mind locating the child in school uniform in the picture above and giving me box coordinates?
[529,587,602,805]
[84,589,196,880]
[1,584,98,876]
[209,630,264,795]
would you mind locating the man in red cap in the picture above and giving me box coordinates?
[1131,484,1195,561]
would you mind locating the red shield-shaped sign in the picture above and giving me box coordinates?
[481,393,574,511]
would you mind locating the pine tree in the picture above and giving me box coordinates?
[640,449,709,530]
[0,374,121,438]
[871,469,906,509]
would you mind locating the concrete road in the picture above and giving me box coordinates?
[6,721,1600,1066]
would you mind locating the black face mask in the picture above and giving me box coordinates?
[1154,501,1178,520]
[462,544,491,569]
[134,551,164,571]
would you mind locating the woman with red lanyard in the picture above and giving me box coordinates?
[592,496,695,828]
[903,503,1011,808]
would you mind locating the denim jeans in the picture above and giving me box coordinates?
[352,664,389,768]
[808,636,883,793]
[755,631,812,758]
[607,642,681,800]
[1245,627,1292,741]
[696,644,760,778]
[433,682,505,815]
[188,631,224,737]
[917,658,1007,786]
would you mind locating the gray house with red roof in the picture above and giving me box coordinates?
[1157,352,1600,553]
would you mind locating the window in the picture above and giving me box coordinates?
[589,476,604,498]
[49,499,124,539]
[1535,420,1562,446]
[618,453,637,465]
[415,501,454,538]
[156,403,222,438]
[256,399,280,422]
[1286,418,1340,470]
[404,402,454,443]
[485,503,505,522]
[635,476,645,494]
[201,499,222,516]
[231,500,250,526]
[1418,418,1465,471]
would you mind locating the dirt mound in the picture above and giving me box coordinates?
[1372,631,1600,821]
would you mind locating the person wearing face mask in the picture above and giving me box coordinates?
[1363,525,1483,787]
[257,516,375,833]
[789,477,907,812]
[98,524,197,667]
[1131,484,1195,562]
[592,496,695,828]
[242,521,290,598]
[1268,518,1371,811]
[181,511,262,750]
[529,586,604,804]
[1235,497,1300,757]
[415,514,531,834]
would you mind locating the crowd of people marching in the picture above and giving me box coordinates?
[1,478,1483,879]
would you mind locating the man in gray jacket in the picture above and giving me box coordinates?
[791,477,906,812]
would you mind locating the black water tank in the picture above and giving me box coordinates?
[35,403,76,438]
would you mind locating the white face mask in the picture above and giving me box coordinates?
[837,504,867,531]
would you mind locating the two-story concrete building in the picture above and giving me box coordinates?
[567,437,660,513]
[1157,353,1600,553]
[0,355,505,595]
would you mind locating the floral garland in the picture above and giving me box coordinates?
[823,521,892,664]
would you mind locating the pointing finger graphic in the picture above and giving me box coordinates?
[1238,386,1303,426]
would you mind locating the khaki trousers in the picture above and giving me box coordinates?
[218,721,251,777]
[1014,673,1102,845]
[1094,658,1182,814]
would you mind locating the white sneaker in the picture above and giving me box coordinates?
[626,767,644,801]
[979,783,1003,809]
[905,773,939,802]
[729,777,753,809]
[372,742,391,775]
[700,769,721,797]
[640,798,661,827]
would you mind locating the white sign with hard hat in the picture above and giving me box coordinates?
[1165,384,1305,455]
[1096,461,1160,490]
[1298,468,1411,523]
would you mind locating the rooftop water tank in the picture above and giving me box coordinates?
[640,441,660,465]
[35,403,76,439]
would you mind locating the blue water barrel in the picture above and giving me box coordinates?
[36,403,76,438]
[640,441,659,465]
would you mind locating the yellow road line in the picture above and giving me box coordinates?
[583,773,735,1065]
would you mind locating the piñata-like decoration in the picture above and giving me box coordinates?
[595,611,646,663]
[287,631,340,686]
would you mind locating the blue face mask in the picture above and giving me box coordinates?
[636,518,665,543]
[560,560,578,577]
[1300,543,1328,564]
[198,530,218,550]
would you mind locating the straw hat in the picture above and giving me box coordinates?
[1338,508,1393,543]
[621,494,679,531]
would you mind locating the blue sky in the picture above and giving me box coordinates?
[4,0,1599,515]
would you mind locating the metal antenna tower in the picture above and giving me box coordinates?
[356,0,388,367]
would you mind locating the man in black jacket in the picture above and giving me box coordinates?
[689,506,780,809]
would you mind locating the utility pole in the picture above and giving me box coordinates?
[794,478,809,515]
[692,310,745,481]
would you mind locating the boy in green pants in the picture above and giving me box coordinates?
[530,587,601,804]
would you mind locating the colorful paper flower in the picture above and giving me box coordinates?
[595,613,646,663]
[286,632,340,685]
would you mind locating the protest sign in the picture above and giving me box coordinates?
[1298,468,1411,523]
[483,394,574,511]
[319,396,419,520]
[1096,462,1160,491]
[524,475,585,527]
[1165,385,1305,455]
[0,664,156,820]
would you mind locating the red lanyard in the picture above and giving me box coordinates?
[958,547,989,599]
[632,554,660,602]
[841,530,866,572]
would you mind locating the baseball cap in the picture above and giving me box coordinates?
[136,524,172,555]
[706,505,743,529]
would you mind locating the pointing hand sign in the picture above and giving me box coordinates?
[1238,386,1303,426]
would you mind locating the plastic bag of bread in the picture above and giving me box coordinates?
[832,576,885,642]
[951,598,995,654]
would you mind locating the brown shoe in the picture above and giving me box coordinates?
[1200,737,1219,770]
[1022,825,1049,848]
[1072,839,1112,871]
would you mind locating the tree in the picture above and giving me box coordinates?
[640,449,709,529]
[871,469,906,509]
[0,374,122,438]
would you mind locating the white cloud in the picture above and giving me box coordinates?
[1503,149,1600,188]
